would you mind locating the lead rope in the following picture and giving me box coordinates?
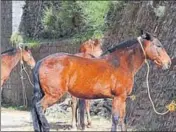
[22,67,34,87]
[19,47,28,108]
[137,37,176,115]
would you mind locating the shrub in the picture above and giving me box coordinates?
[42,1,86,39]
[10,32,23,46]
[10,32,40,48]
[42,1,110,41]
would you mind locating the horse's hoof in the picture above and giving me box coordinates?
[86,123,91,128]
[70,127,77,131]
[71,125,77,129]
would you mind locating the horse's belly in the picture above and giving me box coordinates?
[68,84,113,99]
[68,72,115,99]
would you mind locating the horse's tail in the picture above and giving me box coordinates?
[78,98,86,130]
[31,61,44,131]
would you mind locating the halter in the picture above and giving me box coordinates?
[19,44,24,65]
[88,39,94,53]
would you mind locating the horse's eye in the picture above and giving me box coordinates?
[157,45,162,48]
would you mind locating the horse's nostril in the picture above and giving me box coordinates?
[169,61,172,67]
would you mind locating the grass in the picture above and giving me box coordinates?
[1,103,30,111]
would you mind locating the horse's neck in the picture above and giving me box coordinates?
[128,45,145,75]
[104,44,145,75]
[8,51,21,71]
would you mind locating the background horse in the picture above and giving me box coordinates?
[31,30,171,132]
[1,46,35,87]
[71,39,102,129]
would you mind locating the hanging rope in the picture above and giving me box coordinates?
[19,45,34,108]
[22,66,34,87]
[137,37,176,115]
[19,46,28,108]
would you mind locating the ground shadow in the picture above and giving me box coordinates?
[49,121,72,131]
[1,124,31,129]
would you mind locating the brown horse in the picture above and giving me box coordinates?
[1,46,36,87]
[71,39,102,129]
[31,31,171,132]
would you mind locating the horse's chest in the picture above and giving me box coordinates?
[1,66,11,79]
[111,74,133,96]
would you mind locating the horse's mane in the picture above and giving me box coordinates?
[1,48,17,55]
[101,38,138,56]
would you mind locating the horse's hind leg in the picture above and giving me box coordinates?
[71,96,77,129]
[85,100,91,128]
[35,94,64,132]
[35,101,50,132]
[111,96,127,132]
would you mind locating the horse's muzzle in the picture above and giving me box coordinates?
[162,61,171,70]
[31,65,35,69]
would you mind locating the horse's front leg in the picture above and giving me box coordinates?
[111,96,127,131]
[71,96,77,129]
[85,100,91,127]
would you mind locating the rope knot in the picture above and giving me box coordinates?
[129,95,136,101]
[166,100,176,112]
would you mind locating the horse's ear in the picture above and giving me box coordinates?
[94,39,100,46]
[141,30,152,40]
[141,30,144,35]
[141,30,147,39]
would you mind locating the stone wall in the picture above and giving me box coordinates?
[1,1,12,51]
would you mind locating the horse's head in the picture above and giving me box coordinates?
[79,39,103,57]
[140,30,171,70]
[20,46,36,69]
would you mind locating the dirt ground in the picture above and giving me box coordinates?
[1,107,114,131]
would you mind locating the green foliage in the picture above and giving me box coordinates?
[42,7,55,31]
[23,38,40,48]
[10,32,23,46]
[10,32,40,48]
[105,1,126,28]
[80,1,110,31]
[2,103,30,111]
[42,1,86,39]
[41,1,110,42]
